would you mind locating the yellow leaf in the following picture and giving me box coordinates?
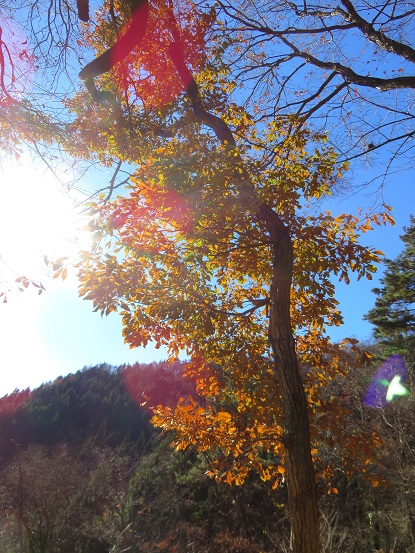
[216,411,232,423]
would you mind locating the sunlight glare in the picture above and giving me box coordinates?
[0,159,91,394]
[0,160,85,284]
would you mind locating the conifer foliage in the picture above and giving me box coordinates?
[366,215,415,357]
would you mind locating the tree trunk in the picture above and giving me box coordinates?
[261,204,320,553]
[168,34,320,553]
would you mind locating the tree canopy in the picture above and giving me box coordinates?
[69,3,392,550]
[2,0,414,183]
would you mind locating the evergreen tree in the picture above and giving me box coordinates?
[365,216,415,358]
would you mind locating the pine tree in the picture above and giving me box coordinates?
[366,216,415,358]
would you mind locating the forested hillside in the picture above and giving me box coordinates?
[0,362,289,552]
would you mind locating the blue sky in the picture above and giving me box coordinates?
[0,160,169,396]
[0,156,414,397]
[1,0,413,398]
[326,175,415,342]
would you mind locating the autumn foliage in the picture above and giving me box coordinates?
[77,103,389,490]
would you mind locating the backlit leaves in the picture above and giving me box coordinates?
[75,1,388,490]
[77,116,387,487]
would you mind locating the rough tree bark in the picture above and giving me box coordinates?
[261,203,320,552]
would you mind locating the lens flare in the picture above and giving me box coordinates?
[364,355,409,408]
[0,14,35,102]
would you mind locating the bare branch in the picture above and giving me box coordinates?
[279,34,415,91]
[342,128,415,163]
[217,0,415,180]
[340,0,415,62]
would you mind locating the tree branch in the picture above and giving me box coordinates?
[340,0,415,62]
[280,34,415,90]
